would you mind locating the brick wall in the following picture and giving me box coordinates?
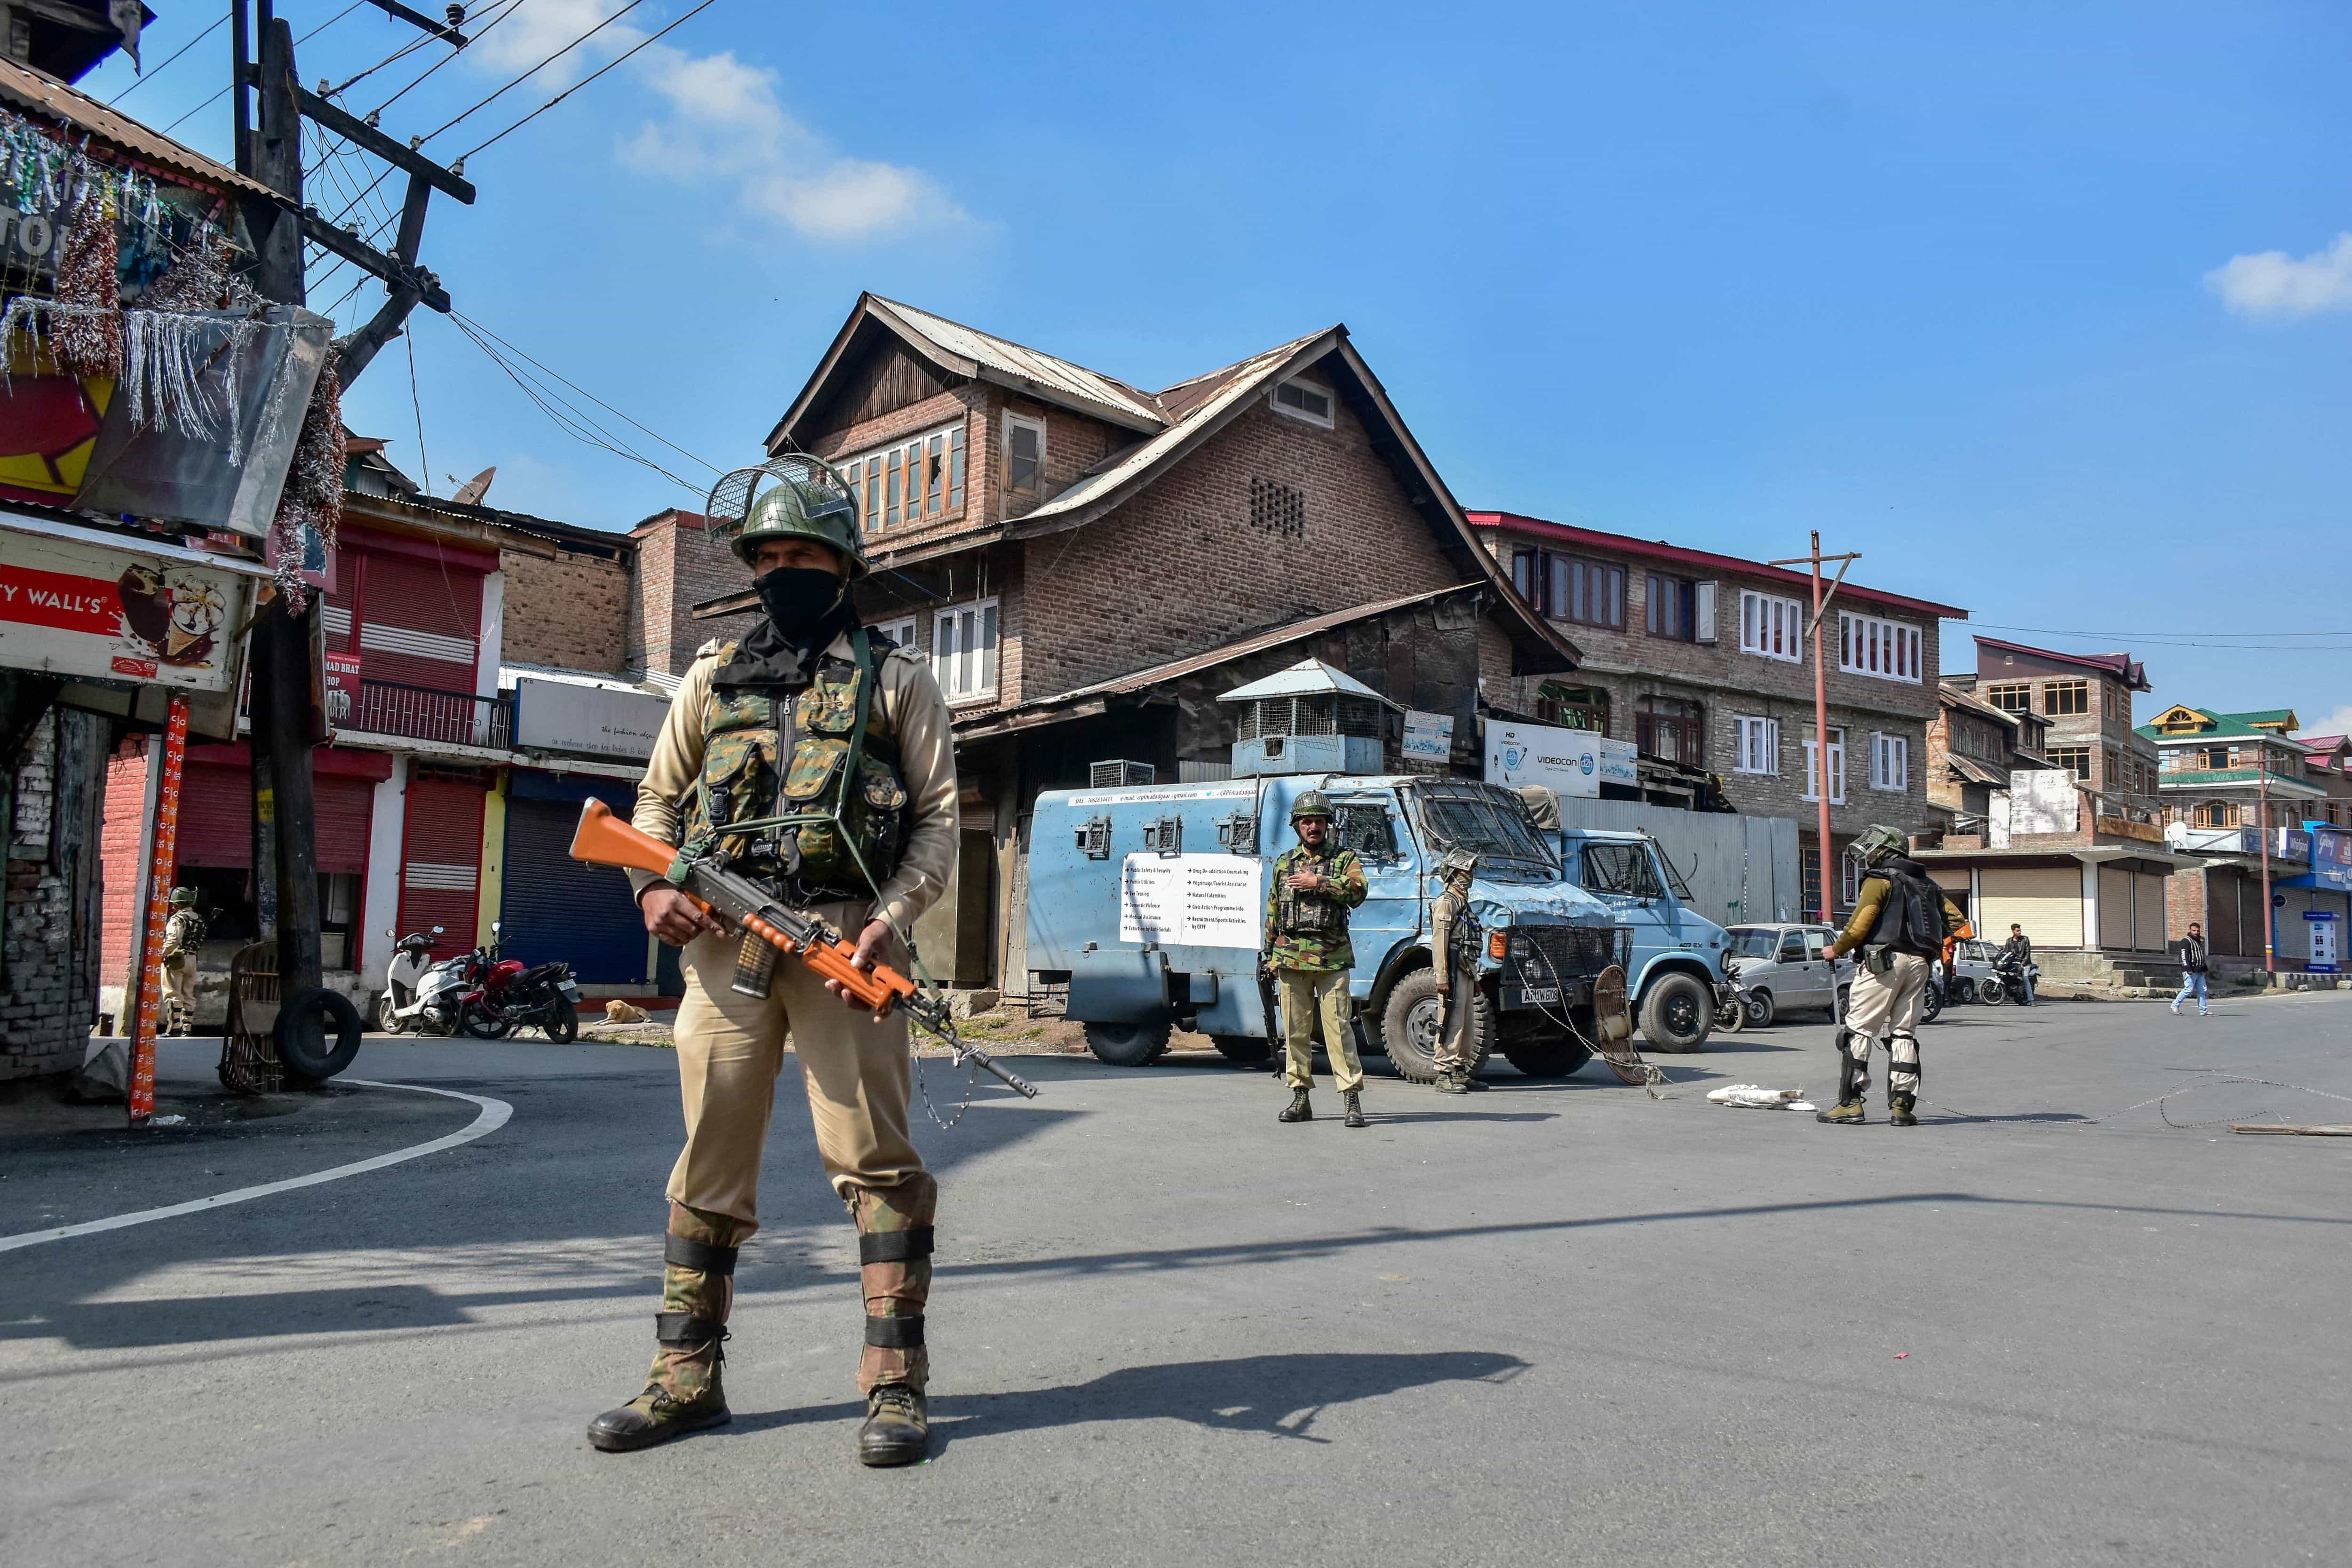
[3,711,99,1080]
[1017,392,1464,700]
[501,541,629,673]
[99,740,145,987]
[629,512,761,675]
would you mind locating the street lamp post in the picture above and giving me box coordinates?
[1771,533,1859,923]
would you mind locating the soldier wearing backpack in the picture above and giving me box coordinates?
[1815,826,1967,1128]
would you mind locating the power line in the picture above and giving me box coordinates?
[455,0,718,164]
[108,7,231,103]
[419,0,653,146]
[160,0,369,134]
[444,314,711,495]
[453,310,722,476]
[1968,620,2352,641]
[367,0,527,117]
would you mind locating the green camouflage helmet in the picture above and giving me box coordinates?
[1850,823,1907,870]
[1290,789,1335,822]
[168,887,197,907]
[728,456,867,576]
[1438,850,1478,881]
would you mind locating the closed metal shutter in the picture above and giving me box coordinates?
[2132,871,2167,952]
[2098,865,2132,949]
[397,771,487,961]
[177,763,372,874]
[1980,865,2082,948]
[501,777,648,985]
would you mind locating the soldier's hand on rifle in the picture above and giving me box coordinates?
[825,919,895,1020]
[641,886,722,946]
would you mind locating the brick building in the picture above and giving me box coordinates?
[624,509,757,679]
[1947,637,2156,799]
[1468,512,1966,919]
[1925,681,2052,836]
[698,295,1576,989]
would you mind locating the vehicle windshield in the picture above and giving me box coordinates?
[1653,844,1695,901]
[1410,782,1558,876]
[1725,927,1783,959]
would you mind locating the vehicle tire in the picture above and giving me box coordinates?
[1500,1034,1594,1078]
[1377,968,1490,1085]
[1084,1017,1171,1067]
[1639,972,1714,1053]
[1210,1034,1271,1064]
[1922,985,1944,1025]
[1836,983,1851,1018]
[375,992,405,1034]
[542,996,579,1044]
[275,987,365,1081]
[1949,979,1975,1004]
[1978,977,2008,1007]
[1715,997,1746,1033]
[1743,990,1776,1029]
[461,999,513,1039]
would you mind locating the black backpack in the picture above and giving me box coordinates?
[1868,871,1944,952]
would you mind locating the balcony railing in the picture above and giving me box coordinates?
[332,678,512,750]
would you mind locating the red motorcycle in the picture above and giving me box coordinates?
[458,921,585,1043]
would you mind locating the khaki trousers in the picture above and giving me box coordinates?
[666,915,928,1230]
[160,956,197,1032]
[1278,967,1363,1093]
[1842,951,1928,1094]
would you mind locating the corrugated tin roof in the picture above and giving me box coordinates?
[1217,657,1401,708]
[1943,754,2007,787]
[869,297,1168,430]
[0,56,275,200]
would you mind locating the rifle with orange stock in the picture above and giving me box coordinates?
[568,799,1039,1099]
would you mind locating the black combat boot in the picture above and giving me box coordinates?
[1434,1069,1470,1096]
[850,1178,937,1467]
[588,1222,739,1452]
[1343,1089,1367,1128]
[1889,1091,1918,1127]
[859,1383,929,1466]
[1279,1088,1314,1122]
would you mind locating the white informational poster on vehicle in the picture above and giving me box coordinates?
[1119,853,1262,949]
[1599,737,1638,787]
[1401,709,1454,763]
[0,510,260,692]
[1483,719,1602,799]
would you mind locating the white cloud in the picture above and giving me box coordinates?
[467,2,959,242]
[2205,233,2352,319]
[2305,706,2352,740]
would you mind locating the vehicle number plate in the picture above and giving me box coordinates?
[560,984,583,1000]
[1522,985,1560,1005]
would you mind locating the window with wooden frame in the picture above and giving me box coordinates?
[1271,376,1335,428]
[1511,548,1625,629]
[1646,574,1698,641]
[1536,683,1610,732]
[2200,745,2232,771]
[933,598,1000,702]
[1871,732,1908,793]
[868,615,919,652]
[1732,715,1780,775]
[1837,611,1922,682]
[1985,683,2032,713]
[2194,801,2239,829]
[1841,849,1862,906]
[2103,684,2118,718]
[2048,744,2091,780]
[842,421,966,533]
[1739,589,1804,661]
[1636,694,1704,766]
[1801,729,1846,804]
[2043,679,2089,715]
[1003,414,1047,506]
[2102,745,2122,787]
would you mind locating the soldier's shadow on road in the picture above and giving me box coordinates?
[731,1350,1529,1450]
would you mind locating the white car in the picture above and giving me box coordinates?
[1942,938,2000,1003]
[1722,923,1859,1027]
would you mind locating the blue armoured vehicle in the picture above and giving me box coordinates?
[1026,769,1632,1081]
[1550,824,1732,1054]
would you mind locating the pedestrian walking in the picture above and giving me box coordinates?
[1428,851,1486,1094]
[1264,790,1370,1127]
[1816,827,1968,1128]
[2171,923,2211,1016]
[159,888,204,1036]
[586,461,960,1466]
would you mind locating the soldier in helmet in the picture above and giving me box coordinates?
[1815,824,1967,1128]
[159,887,205,1036]
[588,461,961,1466]
[1263,789,1371,1128]
[1428,850,1486,1094]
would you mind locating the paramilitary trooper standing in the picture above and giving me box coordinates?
[1428,850,1486,1095]
[159,888,204,1036]
[1264,790,1370,1128]
[588,459,960,1466]
[1816,826,1966,1128]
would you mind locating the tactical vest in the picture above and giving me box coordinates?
[1275,848,1348,940]
[1865,871,1943,956]
[677,630,911,902]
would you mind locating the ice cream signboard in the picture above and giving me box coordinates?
[0,509,262,692]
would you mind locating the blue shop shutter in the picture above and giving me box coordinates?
[501,773,648,984]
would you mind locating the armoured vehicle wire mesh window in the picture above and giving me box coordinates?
[1413,783,1557,874]
[1330,803,1399,860]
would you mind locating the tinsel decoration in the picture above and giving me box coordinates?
[137,231,228,313]
[0,295,261,450]
[271,354,344,600]
[49,177,119,376]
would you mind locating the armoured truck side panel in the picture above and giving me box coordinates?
[1027,773,1630,1074]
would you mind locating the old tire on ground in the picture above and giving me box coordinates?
[1743,990,1775,1029]
[1084,1017,1172,1067]
[543,996,580,1044]
[1639,971,1714,1053]
[275,987,365,1081]
[1377,968,1490,1084]
[1210,1034,1271,1064]
[1500,1034,1594,1078]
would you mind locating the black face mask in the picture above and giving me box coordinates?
[753,566,848,640]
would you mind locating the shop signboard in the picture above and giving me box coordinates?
[512,675,667,761]
[0,510,259,692]
[1599,736,1638,787]
[1484,719,1602,800]
[324,651,363,724]
[2311,826,2352,894]
[2239,825,2313,864]
[1400,709,1454,764]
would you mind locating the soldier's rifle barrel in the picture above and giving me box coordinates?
[566,800,1039,1099]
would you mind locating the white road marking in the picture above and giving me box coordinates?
[0,1080,512,1254]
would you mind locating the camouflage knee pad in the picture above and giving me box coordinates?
[645,1202,750,1398]
[848,1175,937,1393]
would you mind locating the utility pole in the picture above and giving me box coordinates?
[1771,533,1859,923]
[230,1,472,998]
[2258,764,2275,977]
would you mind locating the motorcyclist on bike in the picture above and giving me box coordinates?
[1998,923,2037,1005]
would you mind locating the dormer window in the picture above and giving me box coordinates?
[1271,377,1335,428]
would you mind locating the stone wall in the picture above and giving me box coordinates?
[2,708,104,1080]
[501,540,630,673]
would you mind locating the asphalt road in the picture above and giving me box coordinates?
[4,991,2350,1567]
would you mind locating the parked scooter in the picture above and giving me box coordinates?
[458,921,585,1043]
[376,925,476,1035]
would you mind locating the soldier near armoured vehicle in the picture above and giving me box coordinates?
[1816,825,1967,1128]
[587,456,960,1467]
[159,887,204,1036]
[1263,789,1371,1128]
[1428,850,1486,1094]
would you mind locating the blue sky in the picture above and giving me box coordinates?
[84,2,2352,730]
